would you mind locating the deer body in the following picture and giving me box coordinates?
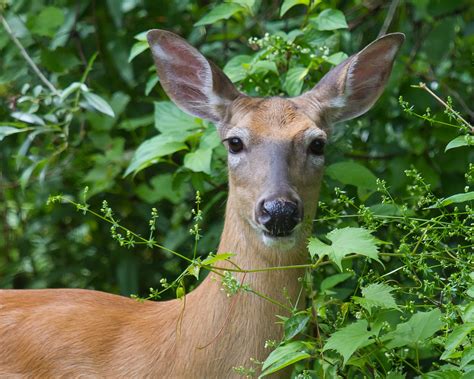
[0,30,403,377]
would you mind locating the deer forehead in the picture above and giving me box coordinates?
[224,97,325,143]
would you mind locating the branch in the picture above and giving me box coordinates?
[0,14,60,96]
[378,0,400,37]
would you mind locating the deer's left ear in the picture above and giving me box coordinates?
[295,33,405,124]
[147,29,241,124]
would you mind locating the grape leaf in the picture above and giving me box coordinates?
[353,283,399,314]
[308,227,380,271]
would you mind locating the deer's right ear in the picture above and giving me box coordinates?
[147,30,240,124]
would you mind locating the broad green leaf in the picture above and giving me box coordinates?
[460,346,474,368]
[201,253,235,266]
[284,312,310,341]
[326,161,378,190]
[325,52,348,65]
[0,126,30,142]
[308,227,380,271]
[251,60,278,76]
[83,92,115,118]
[135,174,186,204]
[119,115,154,131]
[184,148,213,174]
[128,41,149,62]
[311,9,348,31]
[323,320,375,365]
[194,3,244,26]
[154,101,200,133]
[384,309,443,349]
[260,341,311,377]
[224,55,252,82]
[283,66,309,97]
[445,135,474,151]
[145,75,159,96]
[353,283,399,314]
[124,135,188,176]
[11,112,45,126]
[422,369,463,379]
[320,272,353,292]
[280,0,309,17]
[27,6,64,37]
[440,323,474,360]
[432,191,474,207]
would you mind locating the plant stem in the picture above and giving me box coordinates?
[0,14,60,96]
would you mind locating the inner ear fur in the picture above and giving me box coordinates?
[295,33,405,124]
[147,29,241,123]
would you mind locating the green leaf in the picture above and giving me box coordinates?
[11,112,45,126]
[83,92,115,118]
[440,323,474,360]
[27,6,65,37]
[224,55,252,82]
[308,227,380,271]
[326,161,378,190]
[260,341,311,377]
[124,135,188,176]
[145,76,159,96]
[154,101,200,133]
[194,3,244,26]
[128,41,149,62]
[283,66,309,96]
[184,148,213,174]
[135,174,186,204]
[284,312,310,341]
[445,135,474,151]
[432,191,474,207]
[251,60,278,76]
[353,283,399,314]
[280,0,309,17]
[325,52,348,65]
[323,320,375,365]
[201,253,235,266]
[0,126,30,142]
[311,9,348,31]
[320,272,353,292]
[384,309,443,349]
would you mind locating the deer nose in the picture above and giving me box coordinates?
[257,198,303,237]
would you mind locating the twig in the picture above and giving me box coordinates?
[0,14,60,96]
[377,0,400,37]
[413,82,474,132]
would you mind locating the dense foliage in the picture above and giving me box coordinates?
[1,0,473,377]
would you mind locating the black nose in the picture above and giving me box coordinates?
[257,198,303,237]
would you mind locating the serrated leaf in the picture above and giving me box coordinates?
[283,66,309,96]
[128,41,149,62]
[445,135,474,151]
[354,283,399,314]
[83,92,115,117]
[260,341,311,377]
[0,126,30,142]
[311,9,348,31]
[280,0,309,17]
[284,312,310,341]
[124,135,188,176]
[308,227,380,271]
[326,161,378,190]
[383,309,443,349]
[323,320,375,365]
[194,3,244,26]
[440,323,474,360]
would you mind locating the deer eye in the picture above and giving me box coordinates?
[227,137,244,154]
[308,138,325,155]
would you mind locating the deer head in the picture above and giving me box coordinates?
[147,30,404,250]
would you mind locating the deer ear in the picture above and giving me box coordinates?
[147,29,240,124]
[295,33,405,124]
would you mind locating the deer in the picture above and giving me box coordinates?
[0,30,404,377]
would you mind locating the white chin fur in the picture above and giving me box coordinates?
[262,234,296,250]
